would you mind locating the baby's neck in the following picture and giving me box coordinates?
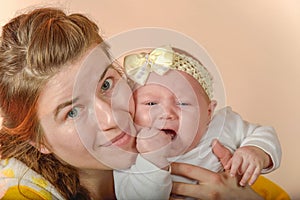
[79,169,115,200]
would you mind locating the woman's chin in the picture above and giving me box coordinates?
[111,154,138,170]
[95,148,138,170]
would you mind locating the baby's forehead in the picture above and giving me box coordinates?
[176,70,206,91]
[133,69,206,97]
[134,83,171,94]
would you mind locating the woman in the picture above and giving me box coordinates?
[0,7,264,199]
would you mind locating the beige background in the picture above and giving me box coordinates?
[1,0,299,199]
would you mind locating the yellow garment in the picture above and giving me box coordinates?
[251,176,290,200]
[1,186,50,200]
[0,158,64,200]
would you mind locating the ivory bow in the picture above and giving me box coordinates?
[124,46,174,85]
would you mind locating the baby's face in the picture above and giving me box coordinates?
[133,70,215,156]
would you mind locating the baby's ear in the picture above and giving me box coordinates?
[29,140,52,154]
[208,100,217,118]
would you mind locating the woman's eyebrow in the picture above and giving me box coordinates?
[98,66,111,82]
[53,66,112,120]
[54,97,79,120]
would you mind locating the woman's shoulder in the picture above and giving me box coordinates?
[0,158,65,200]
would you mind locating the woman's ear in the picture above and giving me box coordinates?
[29,141,52,154]
[208,100,217,119]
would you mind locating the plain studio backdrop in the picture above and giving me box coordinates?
[1,0,299,199]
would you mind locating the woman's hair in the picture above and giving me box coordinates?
[0,7,103,199]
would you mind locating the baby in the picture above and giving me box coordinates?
[114,46,281,200]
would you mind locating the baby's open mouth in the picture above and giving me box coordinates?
[161,129,177,140]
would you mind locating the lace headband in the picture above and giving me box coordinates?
[124,46,213,99]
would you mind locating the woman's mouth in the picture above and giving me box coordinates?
[100,132,132,147]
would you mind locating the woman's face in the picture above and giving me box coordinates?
[37,46,137,170]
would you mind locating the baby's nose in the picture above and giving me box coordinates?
[159,105,178,120]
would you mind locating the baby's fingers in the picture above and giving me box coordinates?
[229,156,242,177]
[248,167,261,186]
[239,164,255,186]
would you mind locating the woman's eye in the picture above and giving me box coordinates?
[101,78,113,92]
[67,107,79,119]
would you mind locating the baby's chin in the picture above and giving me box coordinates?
[167,138,193,158]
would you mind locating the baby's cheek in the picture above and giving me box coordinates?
[180,110,201,137]
[134,105,164,128]
[134,107,152,127]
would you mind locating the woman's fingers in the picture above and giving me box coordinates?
[172,182,205,200]
[171,162,212,182]
[171,162,264,200]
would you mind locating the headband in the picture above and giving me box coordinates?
[124,46,213,99]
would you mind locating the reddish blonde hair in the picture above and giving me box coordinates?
[0,7,103,199]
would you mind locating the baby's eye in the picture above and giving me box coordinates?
[67,107,80,119]
[177,102,190,106]
[101,78,113,92]
[145,102,157,106]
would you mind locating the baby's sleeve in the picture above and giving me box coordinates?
[215,107,282,173]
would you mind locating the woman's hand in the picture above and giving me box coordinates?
[170,139,263,200]
[170,162,263,200]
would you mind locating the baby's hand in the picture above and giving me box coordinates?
[136,127,172,169]
[224,146,271,186]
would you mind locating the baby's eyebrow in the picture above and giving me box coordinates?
[53,97,79,120]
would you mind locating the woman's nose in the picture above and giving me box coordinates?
[94,98,116,131]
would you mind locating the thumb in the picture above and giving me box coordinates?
[211,139,232,167]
